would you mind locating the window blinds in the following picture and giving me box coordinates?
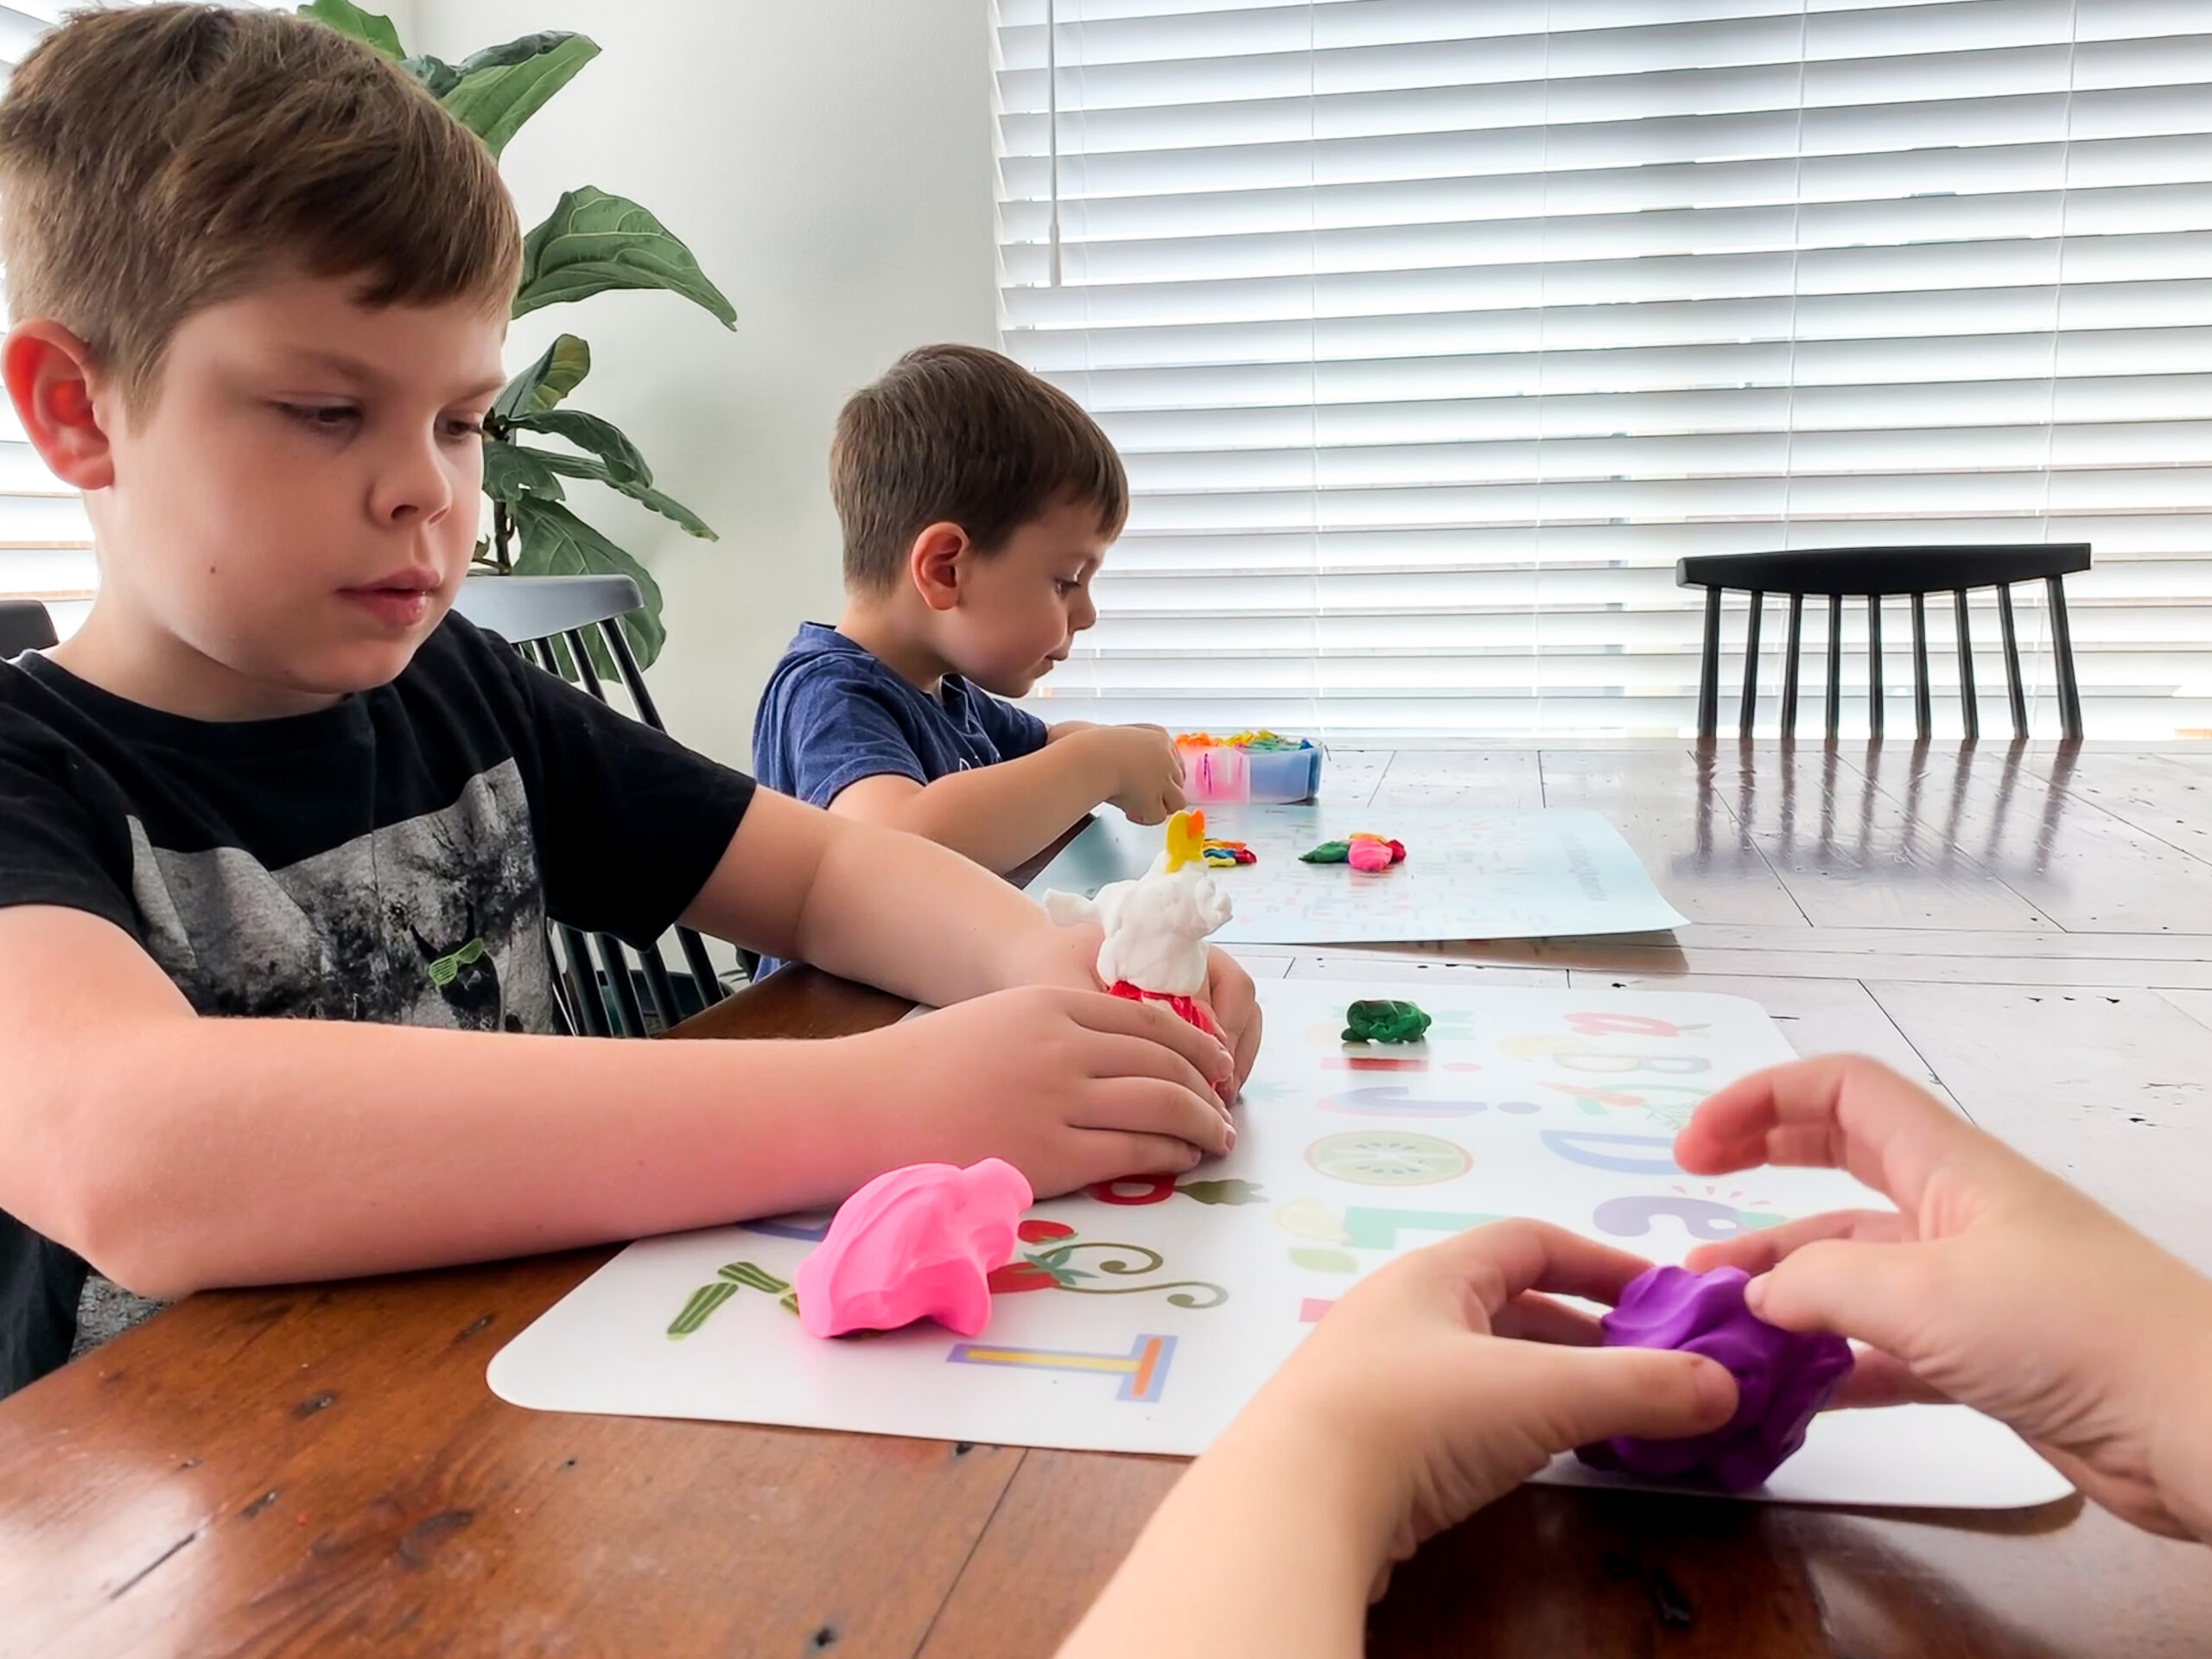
[995,0,2212,740]
[0,3,90,637]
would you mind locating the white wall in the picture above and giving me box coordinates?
[415,0,998,766]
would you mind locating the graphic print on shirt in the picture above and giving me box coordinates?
[124,759,558,1030]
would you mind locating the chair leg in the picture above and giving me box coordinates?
[564,628,607,700]
[1955,589,1979,741]
[1910,592,1931,740]
[558,925,612,1036]
[1998,585,2029,739]
[2046,575,2082,741]
[677,926,728,1005]
[1738,591,1764,740]
[602,620,670,732]
[1781,593,1803,740]
[1825,594,1843,741]
[1696,587,1721,741]
[594,933,649,1038]
[1866,595,1884,741]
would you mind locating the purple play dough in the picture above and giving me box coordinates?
[1575,1264,1854,1493]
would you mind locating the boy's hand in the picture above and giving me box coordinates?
[848,986,1236,1196]
[1092,725,1186,824]
[1677,1055,2212,1542]
[1237,1221,1738,1590]
[1198,945,1262,1092]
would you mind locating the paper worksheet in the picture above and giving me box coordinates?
[489,981,2067,1512]
[1023,804,1688,944]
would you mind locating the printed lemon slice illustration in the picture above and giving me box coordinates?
[1306,1130,1470,1187]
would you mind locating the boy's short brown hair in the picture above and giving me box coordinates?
[832,344,1128,593]
[0,3,520,407]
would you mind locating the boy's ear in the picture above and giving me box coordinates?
[908,521,970,613]
[3,321,114,492]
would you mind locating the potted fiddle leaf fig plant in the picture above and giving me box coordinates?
[300,0,733,668]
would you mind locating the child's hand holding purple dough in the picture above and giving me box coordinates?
[1676,1055,2212,1543]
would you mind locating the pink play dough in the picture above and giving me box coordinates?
[793,1159,1034,1338]
[1346,838,1395,871]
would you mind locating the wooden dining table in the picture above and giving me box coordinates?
[5,740,2212,1657]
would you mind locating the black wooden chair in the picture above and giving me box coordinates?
[1676,545,2089,743]
[449,573,739,1036]
[0,599,59,657]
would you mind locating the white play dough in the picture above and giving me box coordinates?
[1044,852,1233,995]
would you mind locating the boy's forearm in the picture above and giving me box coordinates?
[792,808,1098,1003]
[851,736,1113,871]
[1058,1414,1395,1659]
[24,1011,911,1299]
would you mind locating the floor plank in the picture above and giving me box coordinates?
[912,1451,1184,1659]
[1709,743,2053,931]
[1835,744,2212,936]
[1369,748,1548,812]
[1424,936,2212,990]
[2155,987,2212,1033]
[1864,981,2212,1274]
[1320,747,1393,809]
[2011,750,2212,868]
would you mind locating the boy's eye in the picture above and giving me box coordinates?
[1056,579,1080,595]
[442,415,489,441]
[278,403,359,431]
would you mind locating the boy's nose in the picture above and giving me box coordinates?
[368,433,455,527]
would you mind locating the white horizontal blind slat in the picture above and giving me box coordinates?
[996,0,2212,737]
[0,7,84,617]
[0,3,283,622]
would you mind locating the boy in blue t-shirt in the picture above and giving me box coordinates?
[754,346,1187,878]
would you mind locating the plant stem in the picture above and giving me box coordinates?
[493,499,513,575]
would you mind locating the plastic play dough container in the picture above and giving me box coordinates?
[1174,731,1324,803]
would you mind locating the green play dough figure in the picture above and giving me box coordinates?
[1342,999,1433,1044]
[1300,839,1351,864]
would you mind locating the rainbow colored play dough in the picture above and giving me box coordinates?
[1575,1264,1854,1492]
[793,1159,1033,1339]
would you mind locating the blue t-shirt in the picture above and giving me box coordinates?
[750,624,1049,976]
[753,623,1049,806]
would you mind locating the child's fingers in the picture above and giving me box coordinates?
[1068,990,1236,1091]
[1674,1054,1980,1216]
[1080,1028,1230,1113]
[1828,1346,1951,1410]
[1532,1343,1739,1452]
[1744,1236,1943,1363]
[1683,1207,1908,1277]
[1489,1288,1608,1348]
[1397,1218,1659,1319]
[1072,1075,1236,1157]
[1069,1131,1209,1184]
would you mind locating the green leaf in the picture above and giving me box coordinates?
[513,187,736,327]
[507,497,666,665]
[492,334,592,423]
[401,54,461,98]
[526,448,718,540]
[442,33,600,159]
[297,0,404,57]
[480,440,566,506]
[505,407,650,486]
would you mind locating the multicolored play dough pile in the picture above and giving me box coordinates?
[1173,730,1323,803]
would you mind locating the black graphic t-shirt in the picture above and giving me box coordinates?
[0,613,755,1395]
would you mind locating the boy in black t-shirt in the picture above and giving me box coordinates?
[0,6,1256,1398]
